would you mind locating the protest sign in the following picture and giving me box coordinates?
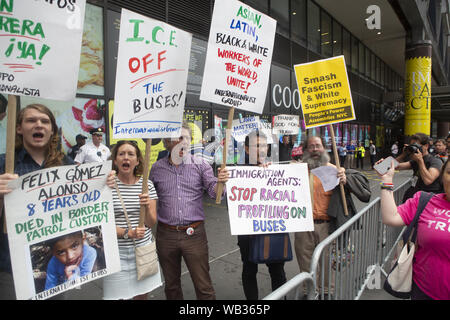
[200,0,276,114]
[226,164,313,235]
[295,56,353,215]
[4,161,120,300]
[113,9,192,139]
[0,0,86,101]
[273,114,300,135]
[232,115,260,143]
[294,56,355,129]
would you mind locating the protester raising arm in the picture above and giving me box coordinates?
[375,158,450,300]
[375,159,405,227]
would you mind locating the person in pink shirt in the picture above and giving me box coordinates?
[377,158,450,300]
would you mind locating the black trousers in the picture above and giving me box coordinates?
[339,156,346,167]
[356,156,364,169]
[370,155,376,167]
[237,235,286,300]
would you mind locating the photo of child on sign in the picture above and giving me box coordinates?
[31,227,106,295]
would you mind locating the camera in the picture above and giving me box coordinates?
[405,143,423,154]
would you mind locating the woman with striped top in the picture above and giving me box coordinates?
[103,140,159,300]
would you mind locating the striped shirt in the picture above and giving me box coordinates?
[149,154,219,226]
[112,177,158,248]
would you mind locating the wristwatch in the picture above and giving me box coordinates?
[123,228,129,239]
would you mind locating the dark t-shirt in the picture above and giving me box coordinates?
[409,154,443,193]
[68,144,81,160]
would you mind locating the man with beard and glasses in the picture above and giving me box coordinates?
[294,136,371,299]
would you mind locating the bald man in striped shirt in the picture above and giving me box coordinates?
[150,122,229,300]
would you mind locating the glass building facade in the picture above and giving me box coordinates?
[2,0,410,156]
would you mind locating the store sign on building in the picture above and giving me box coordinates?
[404,53,431,135]
[272,84,302,110]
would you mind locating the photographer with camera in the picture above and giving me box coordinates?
[395,133,443,202]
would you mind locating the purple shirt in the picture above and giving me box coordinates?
[149,154,219,225]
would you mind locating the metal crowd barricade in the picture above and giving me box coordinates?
[263,178,413,300]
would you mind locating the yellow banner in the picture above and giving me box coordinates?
[404,57,431,136]
[294,56,355,129]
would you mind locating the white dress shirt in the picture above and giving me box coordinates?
[74,141,111,163]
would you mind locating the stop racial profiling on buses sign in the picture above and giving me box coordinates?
[294,55,355,129]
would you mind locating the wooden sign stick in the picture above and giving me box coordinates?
[2,95,18,233]
[5,95,17,174]
[215,107,235,204]
[138,138,152,227]
[329,125,349,216]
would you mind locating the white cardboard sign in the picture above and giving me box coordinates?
[232,115,260,143]
[273,115,300,135]
[200,0,276,114]
[0,0,86,101]
[226,164,313,235]
[113,9,192,139]
[4,161,120,300]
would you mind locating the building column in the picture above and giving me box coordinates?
[404,41,432,136]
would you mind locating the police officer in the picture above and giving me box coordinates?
[74,127,111,164]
